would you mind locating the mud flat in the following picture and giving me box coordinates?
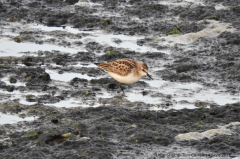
[0,0,240,158]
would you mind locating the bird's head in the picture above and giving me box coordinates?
[140,63,153,80]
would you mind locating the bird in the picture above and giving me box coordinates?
[94,58,153,93]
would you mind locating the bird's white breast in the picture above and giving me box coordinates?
[108,72,141,84]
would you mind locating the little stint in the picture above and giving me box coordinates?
[95,58,153,93]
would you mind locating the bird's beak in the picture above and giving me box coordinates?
[147,73,153,80]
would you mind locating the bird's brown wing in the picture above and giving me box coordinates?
[94,62,112,72]
[95,59,136,76]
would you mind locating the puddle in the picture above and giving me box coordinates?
[45,99,82,108]
[145,80,169,87]
[0,38,84,57]
[49,63,97,68]
[75,0,102,7]
[176,90,239,105]
[1,77,26,87]
[2,32,19,36]
[0,112,35,125]
[47,70,98,81]
[83,33,165,53]
[18,99,38,106]
[97,88,203,110]
[29,23,167,54]
[75,63,97,67]
[0,90,49,105]
[45,99,100,108]
[123,81,240,110]
[150,103,198,111]
[127,91,162,104]
[159,0,205,7]
[157,82,202,94]
[145,81,203,94]
[0,87,99,108]
[30,23,101,34]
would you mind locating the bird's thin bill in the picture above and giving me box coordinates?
[147,73,153,80]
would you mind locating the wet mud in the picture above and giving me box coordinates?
[0,0,240,158]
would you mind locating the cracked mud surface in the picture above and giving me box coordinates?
[0,0,240,158]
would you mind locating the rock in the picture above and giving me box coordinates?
[6,86,15,92]
[22,57,33,66]
[9,77,17,83]
[78,137,91,141]
[0,138,12,147]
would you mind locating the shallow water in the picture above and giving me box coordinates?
[30,23,103,34]
[0,112,35,125]
[50,63,97,68]
[127,91,162,104]
[29,24,167,54]
[1,77,25,87]
[45,99,83,108]
[45,98,100,108]
[83,33,165,53]
[2,32,19,36]
[0,90,49,105]
[159,0,223,8]
[150,103,198,110]
[0,38,83,57]
[125,81,240,109]
[0,22,239,111]
[47,70,98,81]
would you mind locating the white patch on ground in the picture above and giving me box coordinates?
[0,112,35,124]
[0,21,30,35]
[159,0,205,8]
[49,63,97,68]
[26,23,165,54]
[82,33,164,53]
[45,99,82,107]
[0,38,83,57]
[30,23,95,34]
[150,103,199,110]
[215,4,229,10]
[175,122,240,141]
[2,32,19,36]
[46,70,99,81]
[76,63,97,67]
[0,90,50,105]
[45,98,100,108]
[74,0,102,7]
[158,20,235,46]
[1,77,25,86]
[126,81,240,109]
[127,91,162,104]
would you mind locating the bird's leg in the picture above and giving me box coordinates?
[118,83,125,94]
[117,83,121,93]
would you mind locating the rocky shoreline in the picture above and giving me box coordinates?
[0,0,240,158]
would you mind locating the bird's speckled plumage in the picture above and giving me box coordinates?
[95,59,137,76]
[95,59,153,85]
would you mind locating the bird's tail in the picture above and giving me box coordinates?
[94,62,111,72]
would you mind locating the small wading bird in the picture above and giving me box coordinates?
[94,58,153,93]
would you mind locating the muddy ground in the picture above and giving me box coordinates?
[0,0,240,158]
